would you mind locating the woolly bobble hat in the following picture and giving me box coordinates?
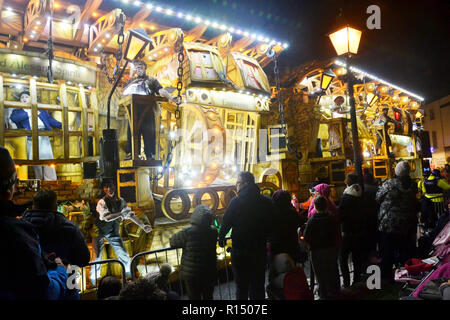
[395,161,411,177]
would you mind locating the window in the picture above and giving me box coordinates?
[268,125,288,153]
[432,131,438,149]
[235,58,269,91]
[188,50,221,81]
[429,109,435,120]
[224,111,258,172]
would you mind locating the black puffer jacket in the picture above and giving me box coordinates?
[338,184,366,238]
[0,201,50,300]
[218,184,275,253]
[270,190,302,262]
[22,209,91,267]
[169,206,218,281]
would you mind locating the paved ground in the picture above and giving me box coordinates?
[179,261,406,300]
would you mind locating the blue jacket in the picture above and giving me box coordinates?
[10,109,62,131]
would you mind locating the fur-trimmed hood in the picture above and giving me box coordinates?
[343,184,363,197]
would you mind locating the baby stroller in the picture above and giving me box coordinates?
[397,219,450,298]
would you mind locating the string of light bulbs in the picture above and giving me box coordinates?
[116,0,289,48]
[334,60,424,101]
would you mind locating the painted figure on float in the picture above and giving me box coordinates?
[90,179,152,283]
[123,59,176,160]
[10,91,61,180]
[374,107,402,156]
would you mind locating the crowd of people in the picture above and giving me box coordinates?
[1,143,449,300]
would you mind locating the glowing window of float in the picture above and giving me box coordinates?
[235,58,269,91]
[188,50,220,80]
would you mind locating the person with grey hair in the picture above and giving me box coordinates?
[218,171,276,300]
[170,205,218,300]
[376,160,420,279]
[0,147,68,299]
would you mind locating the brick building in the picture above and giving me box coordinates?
[423,95,450,168]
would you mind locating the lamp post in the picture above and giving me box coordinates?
[328,25,364,187]
[102,28,152,181]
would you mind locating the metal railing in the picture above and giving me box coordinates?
[79,259,127,294]
[79,240,357,299]
[129,238,234,300]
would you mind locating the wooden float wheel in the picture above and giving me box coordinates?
[193,188,220,211]
[162,189,191,221]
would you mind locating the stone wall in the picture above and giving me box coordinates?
[14,178,101,204]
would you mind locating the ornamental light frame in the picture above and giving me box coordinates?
[329,25,362,56]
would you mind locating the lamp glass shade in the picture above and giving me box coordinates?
[329,26,362,56]
[124,28,152,61]
[320,69,336,91]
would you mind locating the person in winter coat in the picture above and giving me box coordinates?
[266,253,313,300]
[338,173,366,287]
[270,190,302,263]
[0,147,67,300]
[218,171,275,300]
[362,169,380,262]
[22,190,91,299]
[22,190,91,268]
[170,205,218,300]
[308,183,338,219]
[303,195,341,299]
[376,161,420,278]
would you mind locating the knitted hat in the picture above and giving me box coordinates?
[395,161,410,177]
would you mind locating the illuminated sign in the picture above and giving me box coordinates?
[0,49,97,86]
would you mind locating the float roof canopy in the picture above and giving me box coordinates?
[0,0,287,67]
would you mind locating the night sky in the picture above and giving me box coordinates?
[130,0,449,104]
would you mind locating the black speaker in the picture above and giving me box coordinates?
[83,162,97,179]
[100,129,119,181]
[87,136,94,157]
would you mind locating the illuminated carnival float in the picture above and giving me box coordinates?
[0,0,293,284]
[275,58,428,201]
[0,1,430,291]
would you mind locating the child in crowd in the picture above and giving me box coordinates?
[303,196,341,299]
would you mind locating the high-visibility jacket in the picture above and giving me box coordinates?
[420,175,450,203]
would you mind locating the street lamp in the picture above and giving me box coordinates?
[103,28,152,181]
[317,68,336,104]
[328,25,364,187]
[329,25,362,56]
[320,68,336,91]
